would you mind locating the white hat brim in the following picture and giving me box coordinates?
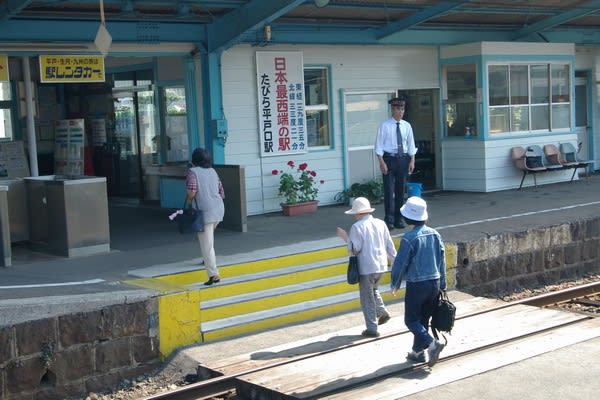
[345,207,375,215]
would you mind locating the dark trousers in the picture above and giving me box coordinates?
[404,279,440,352]
[382,155,409,224]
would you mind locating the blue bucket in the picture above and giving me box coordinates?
[406,182,423,198]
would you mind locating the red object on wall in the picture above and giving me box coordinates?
[84,146,95,176]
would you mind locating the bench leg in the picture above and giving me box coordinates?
[570,168,577,182]
[519,172,526,190]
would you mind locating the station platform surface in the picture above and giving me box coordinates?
[1,174,599,398]
[1,174,600,303]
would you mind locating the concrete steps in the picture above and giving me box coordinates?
[145,243,400,342]
[200,273,397,341]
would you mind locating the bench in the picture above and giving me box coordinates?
[559,142,592,183]
[543,143,591,183]
[510,146,551,190]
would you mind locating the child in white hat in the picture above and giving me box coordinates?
[336,197,397,337]
[390,196,447,367]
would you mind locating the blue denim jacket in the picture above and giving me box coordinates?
[391,225,446,290]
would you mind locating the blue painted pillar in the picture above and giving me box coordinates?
[185,55,200,154]
[200,50,226,164]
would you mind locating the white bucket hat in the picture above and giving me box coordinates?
[400,196,428,221]
[344,197,375,215]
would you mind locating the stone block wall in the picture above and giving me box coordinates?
[454,217,600,296]
[0,300,160,400]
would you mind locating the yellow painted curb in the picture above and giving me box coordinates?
[122,278,188,294]
[158,290,201,360]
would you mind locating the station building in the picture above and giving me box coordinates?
[0,1,599,219]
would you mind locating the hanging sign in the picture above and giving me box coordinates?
[39,55,105,83]
[256,51,307,157]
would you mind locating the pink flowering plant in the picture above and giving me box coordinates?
[272,160,324,205]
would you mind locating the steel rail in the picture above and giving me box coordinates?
[517,280,600,307]
[144,281,600,400]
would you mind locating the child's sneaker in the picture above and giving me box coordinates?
[406,350,425,363]
[427,340,445,367]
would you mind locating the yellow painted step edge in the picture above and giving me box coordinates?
[157,246,349,286]
[201,290,405,343]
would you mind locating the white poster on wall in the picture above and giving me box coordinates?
[256,51,307,157]
[91,118,107,146]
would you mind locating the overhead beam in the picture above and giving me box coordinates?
[0,19,205,43]
[0,0,33,21]
[266,26,513,46]
[512,0,600,40]
[375,0,469,40]
[206,0,304,52]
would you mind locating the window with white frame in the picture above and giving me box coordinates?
[488,63,570,134]
[304,67,330,147]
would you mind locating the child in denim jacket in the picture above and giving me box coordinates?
[391,196,446,367]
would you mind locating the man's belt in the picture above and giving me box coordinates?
[383,152,409,158]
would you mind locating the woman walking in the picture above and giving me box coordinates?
[186,148,225,286]
[336,197,397,337]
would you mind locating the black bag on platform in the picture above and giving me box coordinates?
[347,255,359,284]
[431,290,456,343]
[178,198,205,234]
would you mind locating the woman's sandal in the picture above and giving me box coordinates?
[203,276,221,286]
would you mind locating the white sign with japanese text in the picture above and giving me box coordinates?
[256,51,307,157]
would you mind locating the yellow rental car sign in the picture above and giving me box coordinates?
[39,55,105,83]
[0,55,9,81]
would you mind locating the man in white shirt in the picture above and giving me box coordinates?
[374,96,417,230]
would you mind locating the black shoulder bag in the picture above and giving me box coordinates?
[430,290,456,343]
[346,245,359,285]
[178,197,205,234]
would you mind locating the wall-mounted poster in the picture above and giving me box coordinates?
[54,119,85,176]
[256,51,307,157]
[0,141,30,178]
[91,118,107,146]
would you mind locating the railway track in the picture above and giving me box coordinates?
[144,281,600,400]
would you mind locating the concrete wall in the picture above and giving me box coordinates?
[455,217,600,296]
[0,300,159,400]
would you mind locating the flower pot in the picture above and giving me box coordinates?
[281,201,318,216]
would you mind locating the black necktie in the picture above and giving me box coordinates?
[396,122,403,155]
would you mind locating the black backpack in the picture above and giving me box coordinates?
[430,290,456,343]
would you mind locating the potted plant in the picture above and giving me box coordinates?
[272,160,324,216]
[334,179,383,205]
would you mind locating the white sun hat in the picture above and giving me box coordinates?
[400,196,428,221]
[344,197,375,214]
